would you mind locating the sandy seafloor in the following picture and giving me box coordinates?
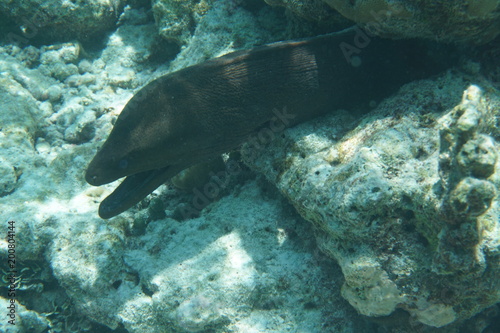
[0,1,499,332]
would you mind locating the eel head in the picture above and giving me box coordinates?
[86,76,203,187]
[85,75,214,219]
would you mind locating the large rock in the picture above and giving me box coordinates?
[0,0,125,44]
[322,0,500,43]
[264,0,348,28]
[269,0,500,44]
[242,73,500,328]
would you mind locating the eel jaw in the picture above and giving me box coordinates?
[98,165,184,219]
[85,160,118,186]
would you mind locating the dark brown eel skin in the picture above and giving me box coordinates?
[86,27,453,219]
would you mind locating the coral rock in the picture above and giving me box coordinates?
[242,74,500,327]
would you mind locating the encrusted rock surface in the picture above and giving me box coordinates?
[166,0,288,71]
[263,0,500,43]
[242,74,500,328]
[322,0,500,43]
[264,0,348,28]
[265,0,500,43]
[0,0,125,43]
[265,0,333,19]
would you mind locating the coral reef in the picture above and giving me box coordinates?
[242,73,500,328]
[0,0,499,331]
[322,0,500,43]
[0,0,125,44]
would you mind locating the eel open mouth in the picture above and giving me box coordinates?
[98,165,182,219]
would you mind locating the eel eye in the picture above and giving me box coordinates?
[118,159,129,170]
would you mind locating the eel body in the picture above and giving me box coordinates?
[86,27,451,219]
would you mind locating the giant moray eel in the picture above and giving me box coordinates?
[86,27,452,219]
